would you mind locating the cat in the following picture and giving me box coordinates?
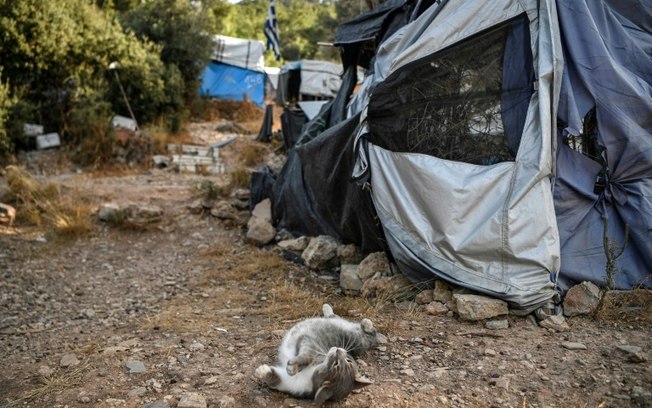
[255,304,378,406]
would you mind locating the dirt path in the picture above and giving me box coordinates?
[1,128,650,408]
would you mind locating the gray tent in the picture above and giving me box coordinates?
[264,0,651,312]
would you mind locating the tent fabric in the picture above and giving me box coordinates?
[554,0,652,290]
[353,0,563,310]
[210,35,265,72]
[199,62,265,107]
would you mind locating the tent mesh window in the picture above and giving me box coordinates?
[562,107,600,161]
[368,15,534,165]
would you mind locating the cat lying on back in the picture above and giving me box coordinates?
[255,304,378,405]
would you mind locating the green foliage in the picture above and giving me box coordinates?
[0,70,17,159]
[0,0,168,156]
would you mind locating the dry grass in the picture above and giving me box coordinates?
[594,288,652,322]
[240,141,267,167]
[229,167,251,190]
[10,362,91,407]
[4,165,93,238]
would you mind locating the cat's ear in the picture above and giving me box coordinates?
[354,374,374,389]
[314,382,333,406]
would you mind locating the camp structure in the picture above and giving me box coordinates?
[199,35,266,107]
[255,0,651,312]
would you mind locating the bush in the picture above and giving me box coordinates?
[0,70,16,160]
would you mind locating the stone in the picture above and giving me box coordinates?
[539,315,570,332]
[142,402,169,408]
[232,188,250,201]
[340,264,363,291]
[563,281,602,317]
[217,396,236,407]
[424,301,448,316]
[187,199,205,214]
[561,342,587,350]
[301,235,339,270]
[128,387,147,397]
[616,345,642,354]
[127,360,146,373]
[453,294,508,321]
[338,244,363,264]
[415,289,434,305]
[189,342,205,352]
[357,252,391,281]
[277,236,310,252]
[246,216,276,247]
[400,368,415,377]
[152,155,171,168]
[485,319,509,330]
[631,385,652,405]
[361,274,413,300]
[124,204,163,225]
[204,376,218,385]
[251,198,272,224]
[60,353,80,368]
[433,280,453,303]
[98,203,121,222]
[38,365,54,376]
[177,392,207,408]
[628,352,647,363]
[210,201,238,220]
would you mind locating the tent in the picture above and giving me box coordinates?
[275,60,343,106]
[261,0,652,311]
[199,35,266,107]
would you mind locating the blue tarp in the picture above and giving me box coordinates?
[199,62,265,107]
[555,0,652,290]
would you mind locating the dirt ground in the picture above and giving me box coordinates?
[0,114,650,408]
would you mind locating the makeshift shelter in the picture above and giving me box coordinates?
[199,35,266,107]
[275,60,343,106]
[260,0,651,311]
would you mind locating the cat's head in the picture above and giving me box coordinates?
[311,347,373,406]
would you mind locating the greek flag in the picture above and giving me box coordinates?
[264,0,281,60]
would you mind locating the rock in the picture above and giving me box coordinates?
[301,235,339,270]
[631,385,652,405]
[98,203,121,221]
[152,155,171,168]
[277,236,309,252]
[232,188,250,201]
[127,360,146,373]
[491,377,510,389]
[563,281,602,317]
[177,392,207,408]
[187,199,205,214]
[142,401,169,408]
[338,244,363,264]
[433,280,453,303]
[78,395,91,404]
[210,201,238,220]
[616,345,642,354]
[453,294,508,321]
[361,274,413,300]
[415,289,434,305]
[400,368,415,377]
[484,349,497,357]
[251,198,272,224]
[340,264,363,291]
[424,301,448,316]
[485,319,509,330]
[357,252,391,281]
[128,387,147,397]
[60,353,80,368]
[561,342,587,350]
[628,352,648,363]
[204,376,218,385]
[38,365,54,376]
[217,396,236,407]
[539,315,570,332]
[189,342,205,352]
[246,216,276,247]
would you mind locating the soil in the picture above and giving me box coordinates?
[0,113,650,408]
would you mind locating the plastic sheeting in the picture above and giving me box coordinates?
[210,35,265,72]
[199,62,265,107]
[554,0,652,290]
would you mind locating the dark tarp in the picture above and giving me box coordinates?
[280,108,307,150]
[256,104,274,142]
[554,0,652,290]
[249,166,276,212]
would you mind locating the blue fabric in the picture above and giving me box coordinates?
[199,62,265,107]
[555,0,652,290]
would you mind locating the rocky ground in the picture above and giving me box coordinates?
[1,117,651,408]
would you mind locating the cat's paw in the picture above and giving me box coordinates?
[255,364,273,380]
[286,359,300,375]
[255,364,280,387]
[322,304,335,318]
[360,318,375,334]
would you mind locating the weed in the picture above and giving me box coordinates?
[240,142,265,166]
[229,167,251,189]
[10,362,91,407]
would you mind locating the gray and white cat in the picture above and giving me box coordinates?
[255,304,378,405]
